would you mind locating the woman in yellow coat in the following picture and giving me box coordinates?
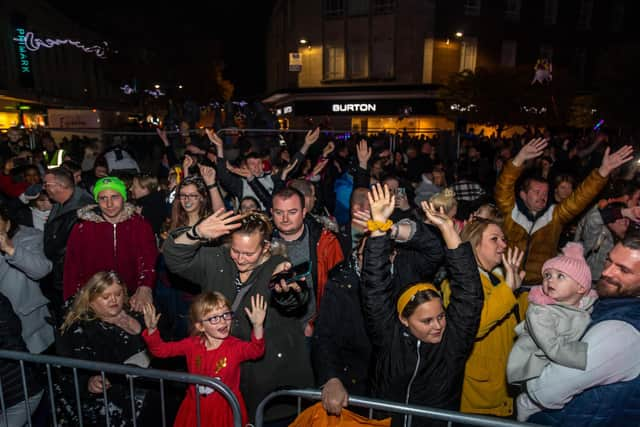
[441,219,524,417]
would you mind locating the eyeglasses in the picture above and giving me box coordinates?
[42,181,59,188]
[201,311,234,325]
[179,194,201,201]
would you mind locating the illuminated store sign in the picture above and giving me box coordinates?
[13,30,108,59]
[11,14,34,88]
[14,28,31,73]
[332,103,377,112]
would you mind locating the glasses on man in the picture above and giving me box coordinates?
[201,311,234,325]
[179,193,201,201]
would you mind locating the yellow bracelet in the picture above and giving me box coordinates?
[367,219,394,232]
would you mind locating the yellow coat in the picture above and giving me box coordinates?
[494,161,607,286]
[442,269,518,416]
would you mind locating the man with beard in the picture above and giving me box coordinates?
[518,234,640,426]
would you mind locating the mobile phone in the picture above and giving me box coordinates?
[397,187,406,199]
[269,261,311,288]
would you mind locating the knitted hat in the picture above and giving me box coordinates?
[93,177,127,202]
[541,242,591,289]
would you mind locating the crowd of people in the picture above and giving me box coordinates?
[1,121,640,427]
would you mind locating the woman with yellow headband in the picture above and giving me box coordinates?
[361,184,484,427]
[440,218,524,417]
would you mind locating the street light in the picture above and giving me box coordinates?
[178,85,183,89]
[154,84,160,89]
[455,31,464,38]
[299,38,308,44]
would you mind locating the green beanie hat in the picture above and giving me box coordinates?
[93,177,127,202]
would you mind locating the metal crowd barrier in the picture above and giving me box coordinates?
[0,349,242,427]
[255,389,540,427]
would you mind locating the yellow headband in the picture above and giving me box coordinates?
[396,283,440,315]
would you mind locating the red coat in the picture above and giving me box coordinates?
[63,204,158,299]
[142,330,265,427]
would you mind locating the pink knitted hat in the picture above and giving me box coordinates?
[541,242,592,289]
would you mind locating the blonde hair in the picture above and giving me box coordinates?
[133,174,159,193]
[460,219,504,260]
[60,271,129,334]
[189,291,232,338]
[429,188,457,215]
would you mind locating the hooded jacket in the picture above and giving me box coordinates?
[0,225,53,353]
[63,203,157,299]
[362,236,483,427]
[495,161,607,286]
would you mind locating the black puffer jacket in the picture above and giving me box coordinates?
[0,293,42,408]
[362,236,483,427]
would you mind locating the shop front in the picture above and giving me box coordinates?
[265,87,454,136]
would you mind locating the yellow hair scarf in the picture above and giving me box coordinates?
[396,283,440,315]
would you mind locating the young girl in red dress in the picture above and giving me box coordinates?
[142,291,266,427]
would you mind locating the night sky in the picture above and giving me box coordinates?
[47,1,276,99]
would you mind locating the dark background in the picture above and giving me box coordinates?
[47,1,276,99]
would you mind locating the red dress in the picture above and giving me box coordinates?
[143,330,264,427]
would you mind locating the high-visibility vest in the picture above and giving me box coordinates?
[43,149,65,168]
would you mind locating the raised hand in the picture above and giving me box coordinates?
[143,303,161,333]
[351,209,372,231]
[244,294,267,327]
[196,209,243,240]
[270,262,303,294]
[598,145,634,177]
[182,155,194,177]
[356,139,372,169]
[622,206,640,223]
[513,137,548,167]
[421,201,461,249]
[367,183,395,224]
[304,127,321,146]
[501,246,525,291]
[199,165,217,186]
[280,159,299,181]
[322,141,335,158]
[226,162,253,179]
[129,286,153,313]
[205,128,224,154]
[156,128,169,145]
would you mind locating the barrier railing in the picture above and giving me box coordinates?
[0,349,242,427]
[255,389,540,427]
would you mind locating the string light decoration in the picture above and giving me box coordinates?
[13,30,108,59]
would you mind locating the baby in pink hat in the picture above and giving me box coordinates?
[507,242,599,420]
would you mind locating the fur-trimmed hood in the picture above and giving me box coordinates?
[76,203,138,223]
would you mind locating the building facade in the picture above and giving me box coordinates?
[264,0,634,133]
[0,0,122,129]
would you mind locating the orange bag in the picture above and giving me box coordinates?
[289,402,391,427]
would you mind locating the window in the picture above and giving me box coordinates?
[348,43,369,78]
[324,45,345,80]
[611,1,624,32]
[464,0,481,16]
[504,0,521,22]
[501,40,517,67]
[324,0,344,17]
[544,0,558,25]
[460,37,478,71]
[373,0,396,14]
[577,0,593,30]
[372,33,394,78]
[348,0,370,16]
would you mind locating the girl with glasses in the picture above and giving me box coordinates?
[142,291,266,427]
[170,176,212,231]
